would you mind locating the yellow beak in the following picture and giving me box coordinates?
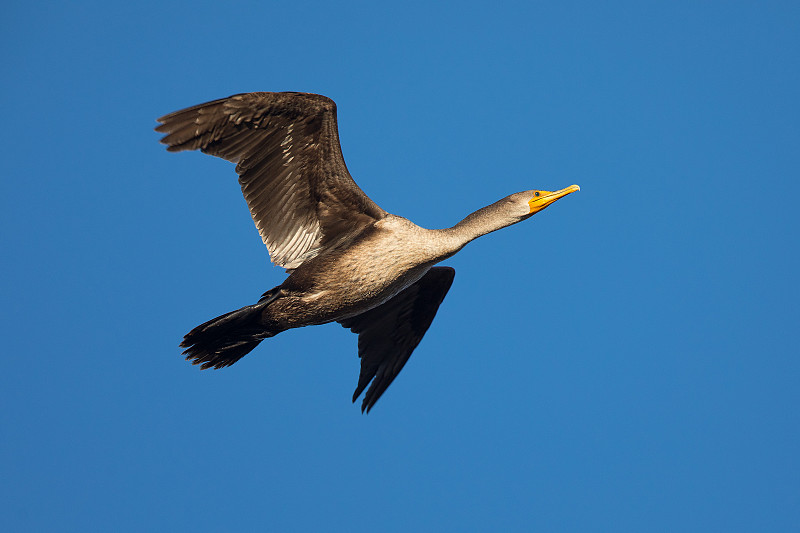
[528,184,580,214]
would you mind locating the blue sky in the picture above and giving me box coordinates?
[2,1,798,531]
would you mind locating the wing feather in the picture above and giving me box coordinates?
[339,267,456,413]
[156,92,387,269]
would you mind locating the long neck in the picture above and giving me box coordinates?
[439,199,521,251]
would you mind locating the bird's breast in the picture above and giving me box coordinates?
[277,216,449,325]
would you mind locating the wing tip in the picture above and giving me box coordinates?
[352,384,375,414]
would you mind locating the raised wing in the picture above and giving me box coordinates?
[339,267,456,413]
[156,92,387,269]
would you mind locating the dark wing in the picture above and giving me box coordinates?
[339,267,456,413]
[156,92,387,269]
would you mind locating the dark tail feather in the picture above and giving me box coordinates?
[180,289,283,369]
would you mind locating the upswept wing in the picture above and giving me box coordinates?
[156,92,387,269]
[339,267,456,413]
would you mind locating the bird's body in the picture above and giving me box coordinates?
[156,92,579,412]
[287,216,450,320]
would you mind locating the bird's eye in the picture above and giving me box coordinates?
[534,192,540,197]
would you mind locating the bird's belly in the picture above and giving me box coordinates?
[275,253,436,328]
[302,263,432,324]
[272,218,450,328]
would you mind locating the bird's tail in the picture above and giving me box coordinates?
[180,288,284,369]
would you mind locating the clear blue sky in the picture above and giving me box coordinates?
[2,1,798,531]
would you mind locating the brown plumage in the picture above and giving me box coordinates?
[156,91,579,412]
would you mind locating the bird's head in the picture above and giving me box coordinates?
[498,185,581,221]
[522,184,581,217]
[449,184,580,244]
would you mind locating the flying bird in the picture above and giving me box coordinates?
[156,92,579,412]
